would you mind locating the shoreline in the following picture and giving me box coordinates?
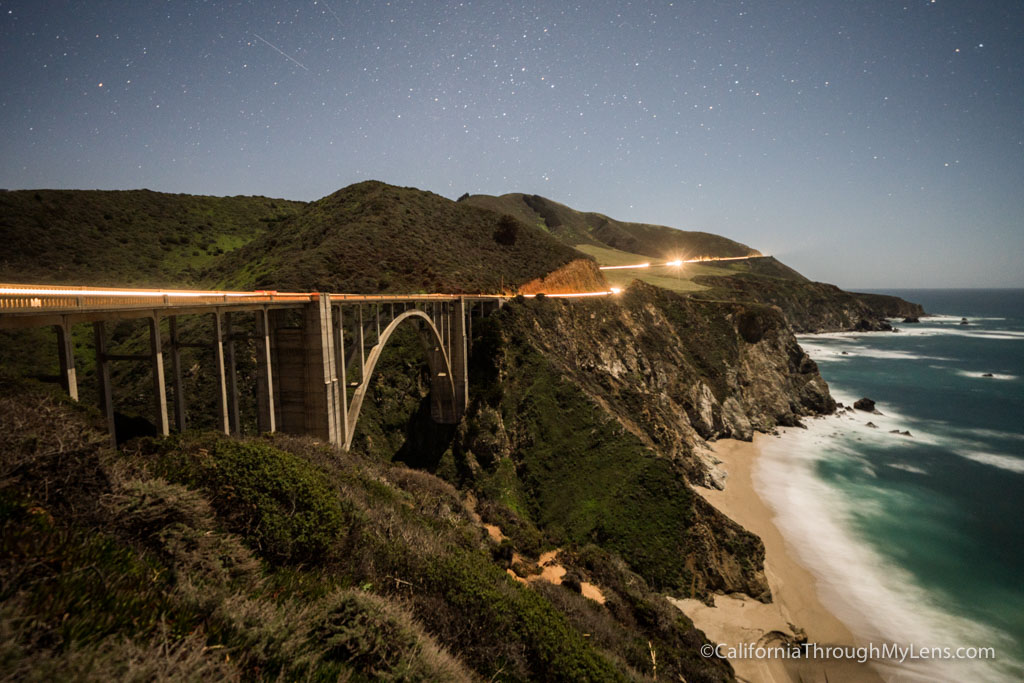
[671,433,884,683]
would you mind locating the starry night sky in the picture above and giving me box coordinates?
[1,1,1021,287]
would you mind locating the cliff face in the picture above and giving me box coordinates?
[694,273,926,333]
[452,282,834,604]
[494,282,833,485]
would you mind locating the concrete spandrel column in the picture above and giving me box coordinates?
[225,313,240,435]
[169,316,186,432]
[255,308,276,434]
[301,296,339,445]
[93,321,116,447]
[55,320,78,402]
[149,315,170,437]
[333,305,350,450]
[451,297,469,418]
[213,312,230,435]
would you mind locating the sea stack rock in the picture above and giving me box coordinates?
[903,316,920,323]
[854,397,876,412]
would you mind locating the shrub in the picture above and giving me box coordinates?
[150,435,353,565]
[493,214,519,246]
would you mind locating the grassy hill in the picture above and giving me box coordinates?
[462,192,760,260]
[0,189,303,287]
[215,181,593,294]
[460,192,924,329]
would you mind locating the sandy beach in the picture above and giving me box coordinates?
[670,434,884,683]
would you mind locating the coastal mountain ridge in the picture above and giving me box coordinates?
[1,181,922,332]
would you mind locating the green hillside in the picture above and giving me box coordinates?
[216,181,589,294]
[463,192,760,260]
[0,189,303,287]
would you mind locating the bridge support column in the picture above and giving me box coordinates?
[274,298,340,446]
[212,312,231,435]
[452,298,469,418]
[224,313,240,435]
[255,309,276,434]
[55,320,78,402]
[302,296,340,445]
[149,315,170,437]
[169,316,186,432]
[93,321,116,447]
[332,305,350,450]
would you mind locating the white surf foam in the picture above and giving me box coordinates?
[886,463,929,475]
[892,327,1024,341]
[754,417,1021,681]
[959,427,1024,443]
[959,451,1024,475]
[956,370,1017,381]
[923,315,1007,323]
[800,341,952,363]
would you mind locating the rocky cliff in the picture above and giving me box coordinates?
[693,272,926,332]
[442,282,834,606]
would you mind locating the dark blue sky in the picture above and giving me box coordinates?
[2,1,1021,287]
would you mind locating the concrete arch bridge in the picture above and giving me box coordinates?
[0,285,528,449]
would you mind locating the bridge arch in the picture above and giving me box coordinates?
[343,308,457,450]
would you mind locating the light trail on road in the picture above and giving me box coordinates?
[599,254,767,270]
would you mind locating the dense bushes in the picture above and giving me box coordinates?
[147,435,352,565]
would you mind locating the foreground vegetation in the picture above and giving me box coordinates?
[0,379,734,681]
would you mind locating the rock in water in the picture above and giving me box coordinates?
[903,316,920,323]
[960,317,969,325]
[854,397,876,412]
[982,373,994,378]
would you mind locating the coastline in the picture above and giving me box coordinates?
[671,434,883,683]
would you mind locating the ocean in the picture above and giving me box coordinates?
[754,289,1024,681]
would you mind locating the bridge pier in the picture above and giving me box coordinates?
[452,297,469,416]
[212,312,231,435]
[224,313,240,435]
[304,296,340,445]
[169,316,186,432]
[148,315,170,437]
[55,319,78,401]
[272,297,340,446]
[255,308,277,434]
[92,321,116,447]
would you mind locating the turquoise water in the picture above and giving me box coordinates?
[757,289,1023,681]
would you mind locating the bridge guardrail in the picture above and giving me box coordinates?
[0,285,316,311]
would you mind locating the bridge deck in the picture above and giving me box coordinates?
[0,284,524,329]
